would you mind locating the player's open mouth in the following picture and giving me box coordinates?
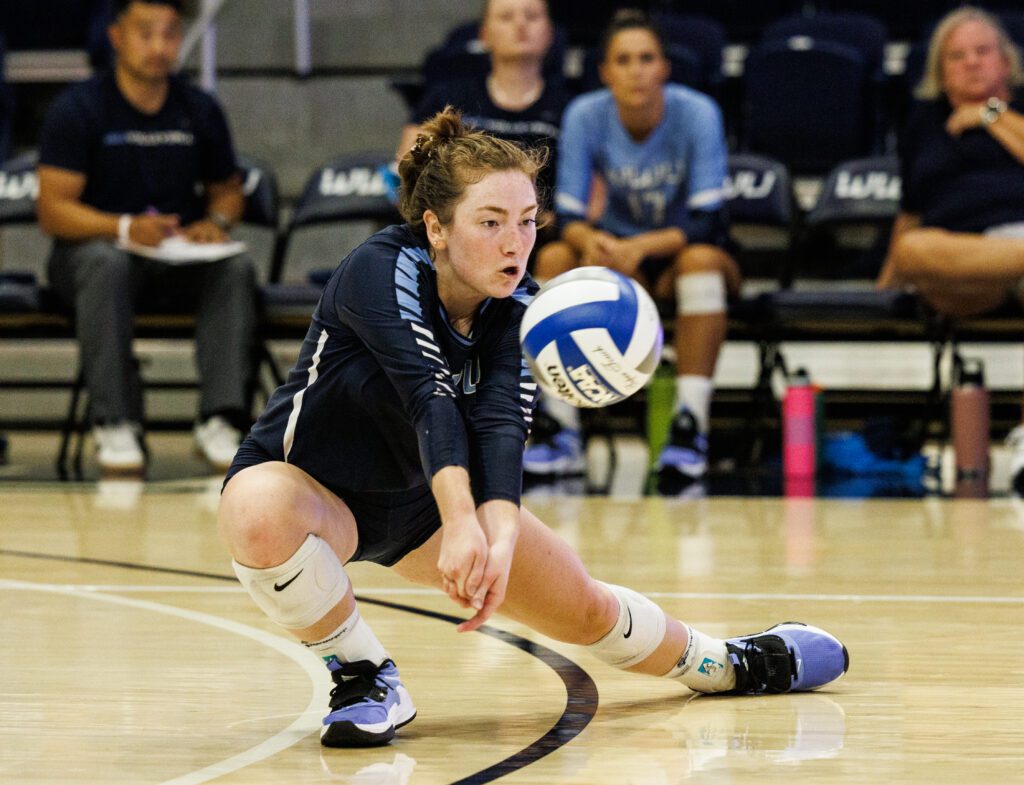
[501,265,520,277]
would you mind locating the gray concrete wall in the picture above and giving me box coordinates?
[217,75,407,199]
[202,0,483,71]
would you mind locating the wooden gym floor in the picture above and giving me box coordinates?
[2,463,1023,784]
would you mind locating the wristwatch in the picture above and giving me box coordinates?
[980,97,1008,126]
[208,210,233,231]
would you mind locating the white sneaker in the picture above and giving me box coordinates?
[93,422,145,476]
[1005,424,1024,496]
[194,415,242,472]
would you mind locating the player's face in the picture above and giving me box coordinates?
[481,0,552,62]
[431,170,538,303]
[600,28,670,110]
[941,20,1011,105]
[109,2,183,84]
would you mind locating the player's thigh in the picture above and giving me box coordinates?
[219,461,360,566]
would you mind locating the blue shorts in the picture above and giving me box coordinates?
[224,439,441,567]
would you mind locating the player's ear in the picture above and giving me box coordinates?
[424,210,447,251]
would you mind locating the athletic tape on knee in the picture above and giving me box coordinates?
[586,582,667,669]
[232,533,350,630]
[676,272,726,316]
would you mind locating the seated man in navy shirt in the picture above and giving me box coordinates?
[37,0,256,476]
[877,7,1024,493]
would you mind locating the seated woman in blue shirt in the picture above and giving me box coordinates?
[525,10,740,493]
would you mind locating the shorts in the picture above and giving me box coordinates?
[224,439,441,567]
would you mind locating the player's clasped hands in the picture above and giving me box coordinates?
[437,512,515,633]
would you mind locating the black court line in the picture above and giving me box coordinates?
[0,549,599,784]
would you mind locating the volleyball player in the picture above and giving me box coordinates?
[217,108,849,748]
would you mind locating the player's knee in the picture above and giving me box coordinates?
[584,583,667,669]
[674,244,728,277]
[579,579,622,643]
[219,464,305,565]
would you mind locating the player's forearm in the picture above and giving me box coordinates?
[431,465,480,530]
[477,499,520,548]
[37,196,119,241]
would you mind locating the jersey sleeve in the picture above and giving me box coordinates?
[38,90,95,174]
[465,308,539,506]
[553,97,596,223]
[684,97,728,214]
[333,244,470,481]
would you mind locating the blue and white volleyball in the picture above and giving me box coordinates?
[520,267,663,408]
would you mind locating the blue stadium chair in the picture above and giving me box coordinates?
[0,152,41,313]
[762,11,889,79]
[771,155,914,312]
[743,39,876,174]
[998,11,1024,49]
[725,153,795,282]
[824,0,944,41]
[265,151,401,312]
[659,0,807,43]
[0,33,11,164]
[650,12,727,97]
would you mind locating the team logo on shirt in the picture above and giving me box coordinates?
[453,357,481,395]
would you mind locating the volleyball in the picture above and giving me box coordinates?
[520,267,663,408]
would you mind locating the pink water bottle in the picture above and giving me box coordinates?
[783,368,818,478]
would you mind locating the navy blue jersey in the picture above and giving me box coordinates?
[245,224,540,506]
[412,75,567,198]
[38,70,238,225]
[899,92,1024,233]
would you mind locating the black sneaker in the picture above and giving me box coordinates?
[656,408,708,493]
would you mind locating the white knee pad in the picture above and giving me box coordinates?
[232,534,350,630]
[586,582,667,669]
[676,271,726,316]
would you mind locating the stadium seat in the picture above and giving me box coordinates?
[724,152,794,282]
[762,11,889,79]
[658,0,807,43]
[265,152,401,326]
[743,39,876,174]
[0,34,11,163]
[824,0,944,41]
[650,13,727,97]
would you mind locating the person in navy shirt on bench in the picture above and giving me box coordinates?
[877,6,1024,494]
[37,0,256,476]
